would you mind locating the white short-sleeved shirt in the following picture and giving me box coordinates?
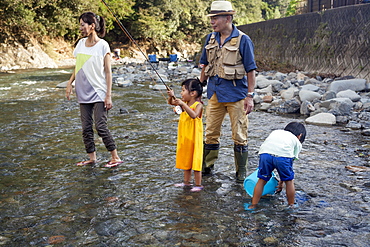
[258,129,302,159]
[73,38,110,103]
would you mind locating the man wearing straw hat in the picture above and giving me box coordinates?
[199,1,257,183]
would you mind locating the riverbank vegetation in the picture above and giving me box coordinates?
[1,0,301,47]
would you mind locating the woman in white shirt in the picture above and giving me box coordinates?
[66,12,122,168]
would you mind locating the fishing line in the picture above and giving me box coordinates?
[100,0,171,91]
[100,0,182,114]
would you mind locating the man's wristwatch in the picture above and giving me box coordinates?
[246,92,255,98]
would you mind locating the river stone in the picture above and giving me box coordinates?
[272,81,284,92]
[253,95,263,104]
[301,84,320,92]
[300,100,315,115]
[190,67,201,76]
[257,84,273,94]
[336,115,349,124]
[362,129,370,136]
[299,90,321,102]
[256,75,271,89]
[156,74,170,83]
[280,87,297,100]
[296,72,307,82]
[274,98,301,114]
[346,121,362,130]
[150,84,167,91]
[116,78,133,87]
[328,79,367,93]
[354,101,363,111]
[305,78,322,85]
[305,113,336,125]
[56,80,69,88]
[259,103,271,111]
[322,91,336,101]
[321,98,353,116]
[56,80,75,88]
[272,72,287,81]
[263,95,273,103]
[337,89,361,102]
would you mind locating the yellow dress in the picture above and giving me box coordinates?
[176,101,203,171]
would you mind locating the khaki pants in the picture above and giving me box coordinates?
[205,94,249,146]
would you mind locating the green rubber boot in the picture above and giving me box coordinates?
[234,145,248,183]
[202,144,219,175]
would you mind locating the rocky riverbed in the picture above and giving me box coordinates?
[1,66,369,246]
[107,59,370,131]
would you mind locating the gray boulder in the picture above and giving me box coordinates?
[322,91,336,101]
[273,72,287,81]
[328,79,367,93]
[271,81,284,92]
[273,98,301,114]
[299,90,322,102]
[301,84,320,92]
[336,89,361,102]
[256,75,270,88]
[280,87,298,100]
[321,98,354,116]
[256,84,273,94]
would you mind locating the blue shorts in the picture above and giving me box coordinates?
[257,153,294,181]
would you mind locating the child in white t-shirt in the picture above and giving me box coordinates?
[248,122,306,209]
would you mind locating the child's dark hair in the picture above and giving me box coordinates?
[79,12,106,37]
[182,78,207,99]
[284,122,306,143]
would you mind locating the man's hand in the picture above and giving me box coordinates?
[244,97,254,115]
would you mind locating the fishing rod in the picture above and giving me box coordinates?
[100,0,171,91]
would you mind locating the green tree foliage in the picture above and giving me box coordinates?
[285,0,300,16]
[0,0,301,46]
[232,0,264,25]
[127,0,209,43]
[0,0,134,44]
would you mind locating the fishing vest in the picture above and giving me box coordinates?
[204,31,246,80]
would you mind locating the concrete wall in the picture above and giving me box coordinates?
[238,4,370,81]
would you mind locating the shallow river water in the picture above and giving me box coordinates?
[0,67,369,246]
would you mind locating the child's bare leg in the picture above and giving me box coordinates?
[190,171,204,192]
[183,169,192,185]
[284,180,295,205]
[194,171,202,186]
[249,179,267,208]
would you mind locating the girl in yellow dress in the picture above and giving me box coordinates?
[167,78,206,192]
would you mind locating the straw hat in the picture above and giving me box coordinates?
[207,1,236,17]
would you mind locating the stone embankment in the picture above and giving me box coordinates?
[110,60,370,134]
